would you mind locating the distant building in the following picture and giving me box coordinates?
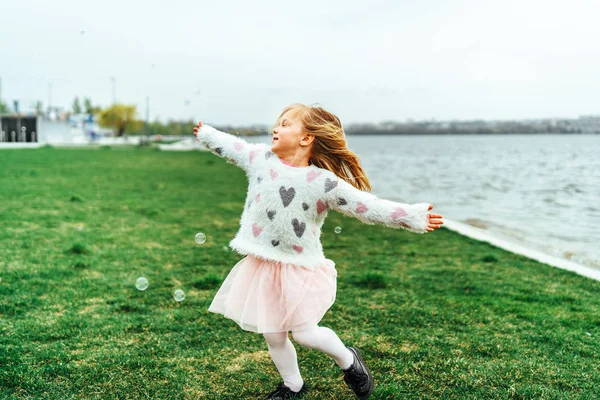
[0,115,40,144]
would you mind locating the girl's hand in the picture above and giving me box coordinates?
[193,121,203,141]
[426,204,444,232]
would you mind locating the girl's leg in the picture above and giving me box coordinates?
[263,331,304,392]
[291,325,354,370]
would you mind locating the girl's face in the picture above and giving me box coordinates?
[271,111,305,155]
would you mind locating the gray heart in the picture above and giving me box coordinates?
[279,186,296,207]
[271,240,280,247]
[292,218,306,238]
[302,202,309,211]
[214,147,223,155]
[267,210,276,221]
[338,197,347,206]
[324,178,337,193]
[257,177,263,184]
[265,151,274,160]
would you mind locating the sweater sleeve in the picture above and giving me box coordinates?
[325,175,431,234]
[196,124,266,172]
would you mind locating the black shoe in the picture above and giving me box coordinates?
[266,382,308,399]
[342,347,374,399]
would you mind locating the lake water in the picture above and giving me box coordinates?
[247,134,600,270]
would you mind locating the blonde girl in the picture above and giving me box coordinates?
[194,104,443,399]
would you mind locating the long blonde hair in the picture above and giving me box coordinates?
[274,103,371,191]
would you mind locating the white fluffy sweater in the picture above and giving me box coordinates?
[197,125,432,268]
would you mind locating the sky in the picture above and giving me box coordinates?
[1,0,600,125]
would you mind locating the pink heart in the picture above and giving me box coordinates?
[234,142,244,151]
[252,224,263,237]
[307,170,321,182]
[255,193,261,203]
[317,200,328,214]
[292,245,303,254]
[270,169,279,181]
[391,207,408,220]
[355,202,368,214]
[249,149,260,164]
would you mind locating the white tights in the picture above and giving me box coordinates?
[263,325,355,392]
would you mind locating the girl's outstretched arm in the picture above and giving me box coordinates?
[325,175,443,234]
[193,121,266,172]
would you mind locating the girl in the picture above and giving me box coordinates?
[193,104,443,399]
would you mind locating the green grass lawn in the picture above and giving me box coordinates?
[1,146,598,399]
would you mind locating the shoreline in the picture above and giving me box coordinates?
[442,219,600,282]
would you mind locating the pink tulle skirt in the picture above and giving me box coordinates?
[208,254,337,333]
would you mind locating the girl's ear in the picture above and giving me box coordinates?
[301,134,315,147]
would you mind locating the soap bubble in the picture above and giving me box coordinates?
[174,289,185,302]
[195,232,206,244]
[136,277,149,291]
[334,226,342,234]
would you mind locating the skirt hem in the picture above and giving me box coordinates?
[208,254,337,333]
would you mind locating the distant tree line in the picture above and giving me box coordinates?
[344,121,589,135]
[105,115,597,136]
[72,97,102,115]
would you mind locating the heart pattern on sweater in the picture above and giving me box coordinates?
[267,210,276,221]
[270,169,279,181]
[317,200,328,214]
[292,218,306,238]
[249,149,260,164]
[355,202,368,214]
[252,224,263,237]
[292,244,303,254]
[271,240,280,247]
[324,178,337,193]
[338,197,347,206]
[255,193,261,203]
[307,170,322,182]
[279,186,296,207]
[391,207,408,220]
[302,202,309,211]
[234,142,244,151]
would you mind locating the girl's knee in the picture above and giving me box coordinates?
[291,326,319,348]
[263,331,289,348]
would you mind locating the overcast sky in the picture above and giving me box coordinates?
[2,0,600,125]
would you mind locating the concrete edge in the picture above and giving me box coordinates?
[442,219,600,282]
[0,143,45,149]
[158,139,208,151]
